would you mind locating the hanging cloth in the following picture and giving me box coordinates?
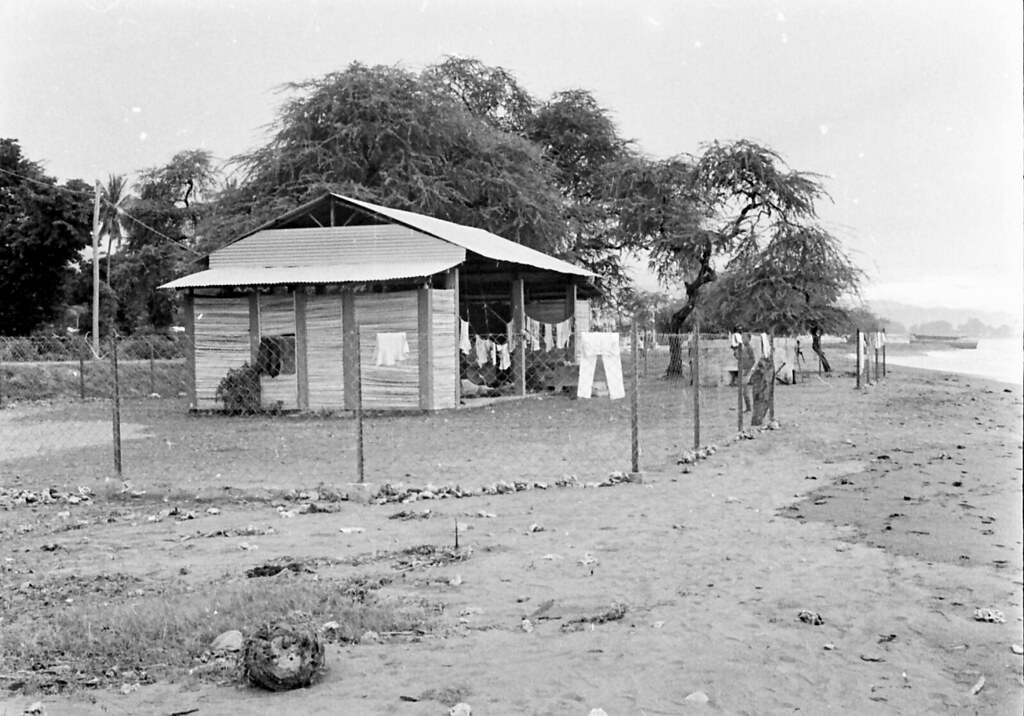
[374,332,410,366]
[497,343,511,370]
[554,318,572,350]
[543,323,555,352]
[474,336,494,366]
[459,319,472,355]
[525,317,542,350]
[576,332,625,400]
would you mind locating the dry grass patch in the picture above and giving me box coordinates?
[0,573,434,693]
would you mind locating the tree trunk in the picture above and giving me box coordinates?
[750,357,772,426]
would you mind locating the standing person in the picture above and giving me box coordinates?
[810,324,832,373]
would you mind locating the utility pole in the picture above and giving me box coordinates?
[92,180,101,356]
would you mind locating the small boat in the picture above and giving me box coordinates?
[910,334,979,349]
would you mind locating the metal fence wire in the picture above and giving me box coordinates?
[1,329,830,495]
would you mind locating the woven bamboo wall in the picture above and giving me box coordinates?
[354,291,419,410]
[194,296,250,409]
[259,293,298,410]
[305,293,345,410]
[430,289,457,410]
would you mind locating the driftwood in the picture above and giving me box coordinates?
[242,611,324,691]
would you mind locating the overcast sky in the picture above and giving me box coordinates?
[2,0,1021,315]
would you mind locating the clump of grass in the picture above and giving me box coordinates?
[0,574,433,690]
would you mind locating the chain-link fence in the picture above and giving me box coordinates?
[1,327,870,499]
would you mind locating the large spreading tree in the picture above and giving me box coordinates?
[616,140,858,373]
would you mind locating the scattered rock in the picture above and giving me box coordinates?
[338,527,365,534]
[449,703,472,716]
[22,702,46,715]
[970,675,986,695]
[973,608,1006,623]
[360,630,381,644]
[798,610,824,626]
[588,709,610,716]
[684,690,710,704]
[528,523,545,533]
[211,629,244,653]
[521,618,534,633]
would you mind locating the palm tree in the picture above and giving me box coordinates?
[100,174,129,282]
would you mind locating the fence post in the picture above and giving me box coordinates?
[0,345,4,408]
[109,333,123,479]
[691,317,701,450]
[149,338,156,396]
[78,339,86,400]
[354,324,365,484]
[768,332,776,422]
[736,338,744,432]
[882,343,886,378]
[856,329,862,390]
[630,322,640,475]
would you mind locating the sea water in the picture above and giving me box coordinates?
[883,338,1023,386]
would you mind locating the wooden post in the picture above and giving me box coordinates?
[565,283,577,363]
[342,292,357,410]
[692,315,701,450]
[148,339,156,396]
[92,181,101,357]
[109,333,122,478]
[630,322,640,474]
[295,290,309,410]
[856,329,862,390]
[354,323,364,484]
[882,344,886,378]
[768,332,776,422]
[248,292,260,364]
[183,290,197,408]
[511,277,526,396]
[79,341,86,400]
[451,268,461,406]
[736,340,744,432]
[418,287,434,410]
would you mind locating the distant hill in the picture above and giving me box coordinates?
[868,300,1022,335]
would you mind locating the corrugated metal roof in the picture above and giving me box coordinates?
[210,225,465,269]
[159,259,461,290]
[337,195,594,277]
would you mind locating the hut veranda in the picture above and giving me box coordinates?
[161,193,597,413]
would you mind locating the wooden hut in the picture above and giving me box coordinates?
[161,192,597,412]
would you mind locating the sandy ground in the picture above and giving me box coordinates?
[1,362,1022,715]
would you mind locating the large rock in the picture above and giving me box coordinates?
[242,611,325,691]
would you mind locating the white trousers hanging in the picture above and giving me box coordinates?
[576,332,625,400]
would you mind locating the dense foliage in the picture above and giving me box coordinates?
[0,139,92,335]
[5,58,863,344]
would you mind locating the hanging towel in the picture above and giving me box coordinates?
[543,323,555,352]
[474,336,494,366]
[497,343,511,370]
[554,318,572,350]
[374,332,410,366]
[525,317,542,350]
[759,333,771,359]
[459,319,472,355]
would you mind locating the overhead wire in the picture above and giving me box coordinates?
[0,164,201,255]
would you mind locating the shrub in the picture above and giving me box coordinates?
[215,363,262,414]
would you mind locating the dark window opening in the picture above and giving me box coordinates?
[256,334,296,377]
